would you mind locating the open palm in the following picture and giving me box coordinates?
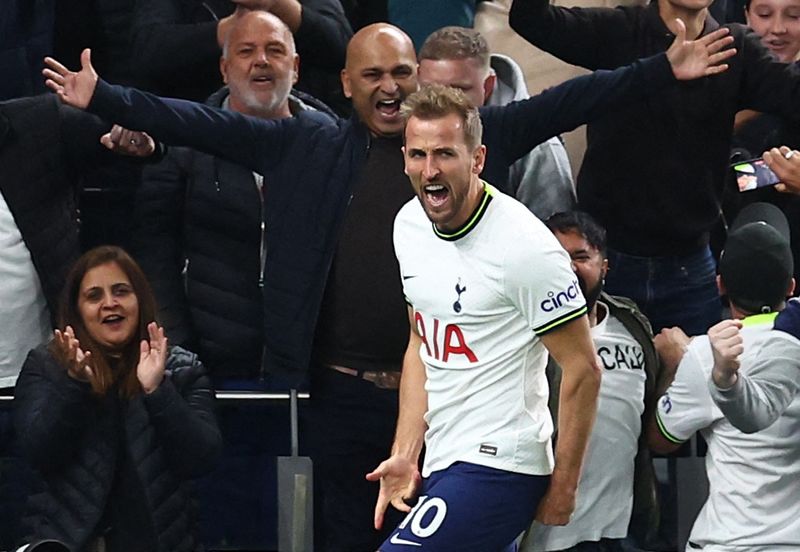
[666,20,737,81]
[43,48,99,109]
[137,322,168,394]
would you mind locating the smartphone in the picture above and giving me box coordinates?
[732,158,780,192]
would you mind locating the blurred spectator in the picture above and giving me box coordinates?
[388,0,478,50]
[53,0,138,87]
[0,93,153,547]
[13,246,222,551]
[418,26,575,220]
[522,211,661,551]
[130,0,353,114]
[0,0,54,100]
[131,12,334,542]
[341,0,387,30]
[649,203,798,551]
[709,0,748,23]
[509,0,800,336]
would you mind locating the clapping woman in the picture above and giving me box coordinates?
[13,246,222,552]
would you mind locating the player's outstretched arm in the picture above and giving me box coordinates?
[538,316,601,526]
[366,307,426,530]
[43,49,98,110]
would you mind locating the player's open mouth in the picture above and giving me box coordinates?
[376,99,401,121]
[424,184,449,207]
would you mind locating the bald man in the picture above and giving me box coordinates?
[45,22,735,549]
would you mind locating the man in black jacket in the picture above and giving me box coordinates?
[509,0,800,336]
[43,23,732,550]
[130,12,334,543]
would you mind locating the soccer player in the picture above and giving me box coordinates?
[367,84,602,551]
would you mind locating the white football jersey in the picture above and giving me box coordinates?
[527,303,647,550]
[393,183,586,477]
[656,316,800,551]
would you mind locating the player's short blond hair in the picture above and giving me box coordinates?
[401,84,483,150]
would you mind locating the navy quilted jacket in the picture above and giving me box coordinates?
[13,345,222,551]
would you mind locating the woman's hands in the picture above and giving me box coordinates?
[137,322,167,394]
[53,326,95,383]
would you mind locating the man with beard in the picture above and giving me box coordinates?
[130,11,335,544]
[522,211,662,552]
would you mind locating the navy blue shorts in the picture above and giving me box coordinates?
[380,462,550,552]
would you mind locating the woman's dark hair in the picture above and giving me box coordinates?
[53,246,158,398]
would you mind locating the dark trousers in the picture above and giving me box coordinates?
[605,246,721,336]
[307,366,404,552]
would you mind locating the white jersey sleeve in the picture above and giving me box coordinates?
[709,331,800,433]
[656,336,722,444]
[503,226,586,336]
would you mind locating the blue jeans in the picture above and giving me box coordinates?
[605,246,721,335]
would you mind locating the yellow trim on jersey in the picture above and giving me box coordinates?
[533,305,588,335]
[741,312,778,328]
[433,181,495,241]
[656,408,685,445]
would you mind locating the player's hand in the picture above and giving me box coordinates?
[100,125,156,157]
[763,146,800,195]
[137,322,167,394]
[366,454,421,530]
[666,21,735,80]
[654,327,692,375]
[43,49,99,109]
[709,319,744,389]
[535,478,576,526]
[53,326,95,383]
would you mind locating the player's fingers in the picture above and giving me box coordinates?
[374,493,391,530]
[390,496,412,514]
[365,466,384,482]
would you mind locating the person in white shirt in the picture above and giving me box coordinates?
[648,202,799,551]
[367,84,602,552]
[524,211,662,552]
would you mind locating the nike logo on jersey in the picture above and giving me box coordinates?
[403,275,418,280]
[390,533,421,547]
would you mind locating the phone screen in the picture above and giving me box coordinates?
[732,158,780,192]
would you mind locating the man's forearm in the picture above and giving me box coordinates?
[709,334,800,433]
